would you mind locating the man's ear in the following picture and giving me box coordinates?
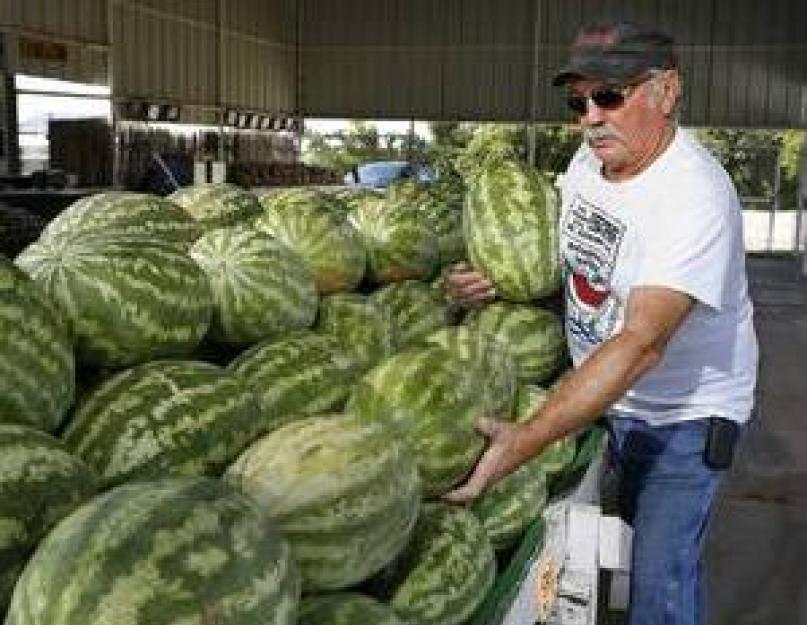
[660,70,682,117]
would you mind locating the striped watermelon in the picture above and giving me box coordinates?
[0,425,97,611]
[36,192,201,249]
[226,415,420,592]
[349,196,439,284]
[260,187,349,215]
[254,203,365,294]
[228,331,362,432]
[0,257,74,432]
[471,386,551,551]
[190,226,318,346]
[328,187,381,213]
[388,180,465,267]
[347,346,515,498]
[515,384,577,477]
[5,477,300,625]
[382,503,495,625]
[463,161,560,301]
[169,183,262,231]
[316,293,396,370]
[370,280,452,348]
[299,593,405,625]
[422,325,518,409]
[466,301,565,383]
[15,234,213,369]
[62,360,264,488]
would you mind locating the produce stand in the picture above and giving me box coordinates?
[470,425,612,625]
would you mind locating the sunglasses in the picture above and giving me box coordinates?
[565,82,642,116]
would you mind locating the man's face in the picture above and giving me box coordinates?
[568,71,679,179]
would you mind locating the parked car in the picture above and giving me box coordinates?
[344,160,435,188]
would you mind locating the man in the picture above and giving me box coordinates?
[445,20,758,625]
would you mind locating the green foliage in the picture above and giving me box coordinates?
[302,121,427,174]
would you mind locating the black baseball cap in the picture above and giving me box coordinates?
[552,20,679,87]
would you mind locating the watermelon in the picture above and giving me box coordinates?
[316,293,396,370]
[0,256,74,432]
[299,593,405,625]
[349,196,439,284]
[466,301,565,383]
[471,386,551,551]
[260,187,348,215]
[381,503,496,625]
[189,226,318,346]
[387,181,465,267]
[422,325,518,408]
[0,425,97,611]
[515,384,577,478]
[15,234,213,369]
[370,280,452,348]
[228,331,363,432]
[254,202,365,294]
[347,346,515,498]
[169,183,261,231]
[36,192,201,249]
[327,187,381,213]
[62,360,264,488]
[226,415,420,592]
[463,160,560,301]
[5,477,300,625]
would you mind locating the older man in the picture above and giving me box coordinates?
[446,20,758,625]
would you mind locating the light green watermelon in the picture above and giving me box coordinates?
[328,187,381,213]
[316,293,396,370]
[36,191,201,249]
[254,203,365,294]
[349,196,439,284]
[387,180,465,267]
[260,187,349,214]
[381,503,496,625]
[190,226,318,346]
[228,331,363,432]
[471,386,551,551]
[370,280,452,348]
[0,257,74,432]
[62,360,264,488]
[226,415,420,592]
[15,234,213,369]
[5,477,300,625]
[347,346,515,498]
[0,425,97,611]
[422,325,518,410]
[169,183,262,231]
[466,301,565,382]
[299,593,405,625]
[515,384,577,477]
[463,161,560,301]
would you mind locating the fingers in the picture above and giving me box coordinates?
[445,268,497,305]
[443,479,484,503]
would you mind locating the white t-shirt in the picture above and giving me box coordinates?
[559,127,758,424]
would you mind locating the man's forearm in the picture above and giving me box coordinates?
[509,329,662,470]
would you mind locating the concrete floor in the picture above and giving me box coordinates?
[706,255,807,625]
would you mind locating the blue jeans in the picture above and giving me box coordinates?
[605,417,724,625]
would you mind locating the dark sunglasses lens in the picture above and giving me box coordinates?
[591,87,626,110]
[566,95,587,115]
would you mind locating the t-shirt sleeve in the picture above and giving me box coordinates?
[634,189,732,311]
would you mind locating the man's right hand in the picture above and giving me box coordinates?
[445,262,497,306]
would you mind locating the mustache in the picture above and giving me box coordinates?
[583,126,622,144]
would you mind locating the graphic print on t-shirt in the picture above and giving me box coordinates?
[562,194,626,348]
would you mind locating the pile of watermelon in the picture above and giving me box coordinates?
[0,137,591,625]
